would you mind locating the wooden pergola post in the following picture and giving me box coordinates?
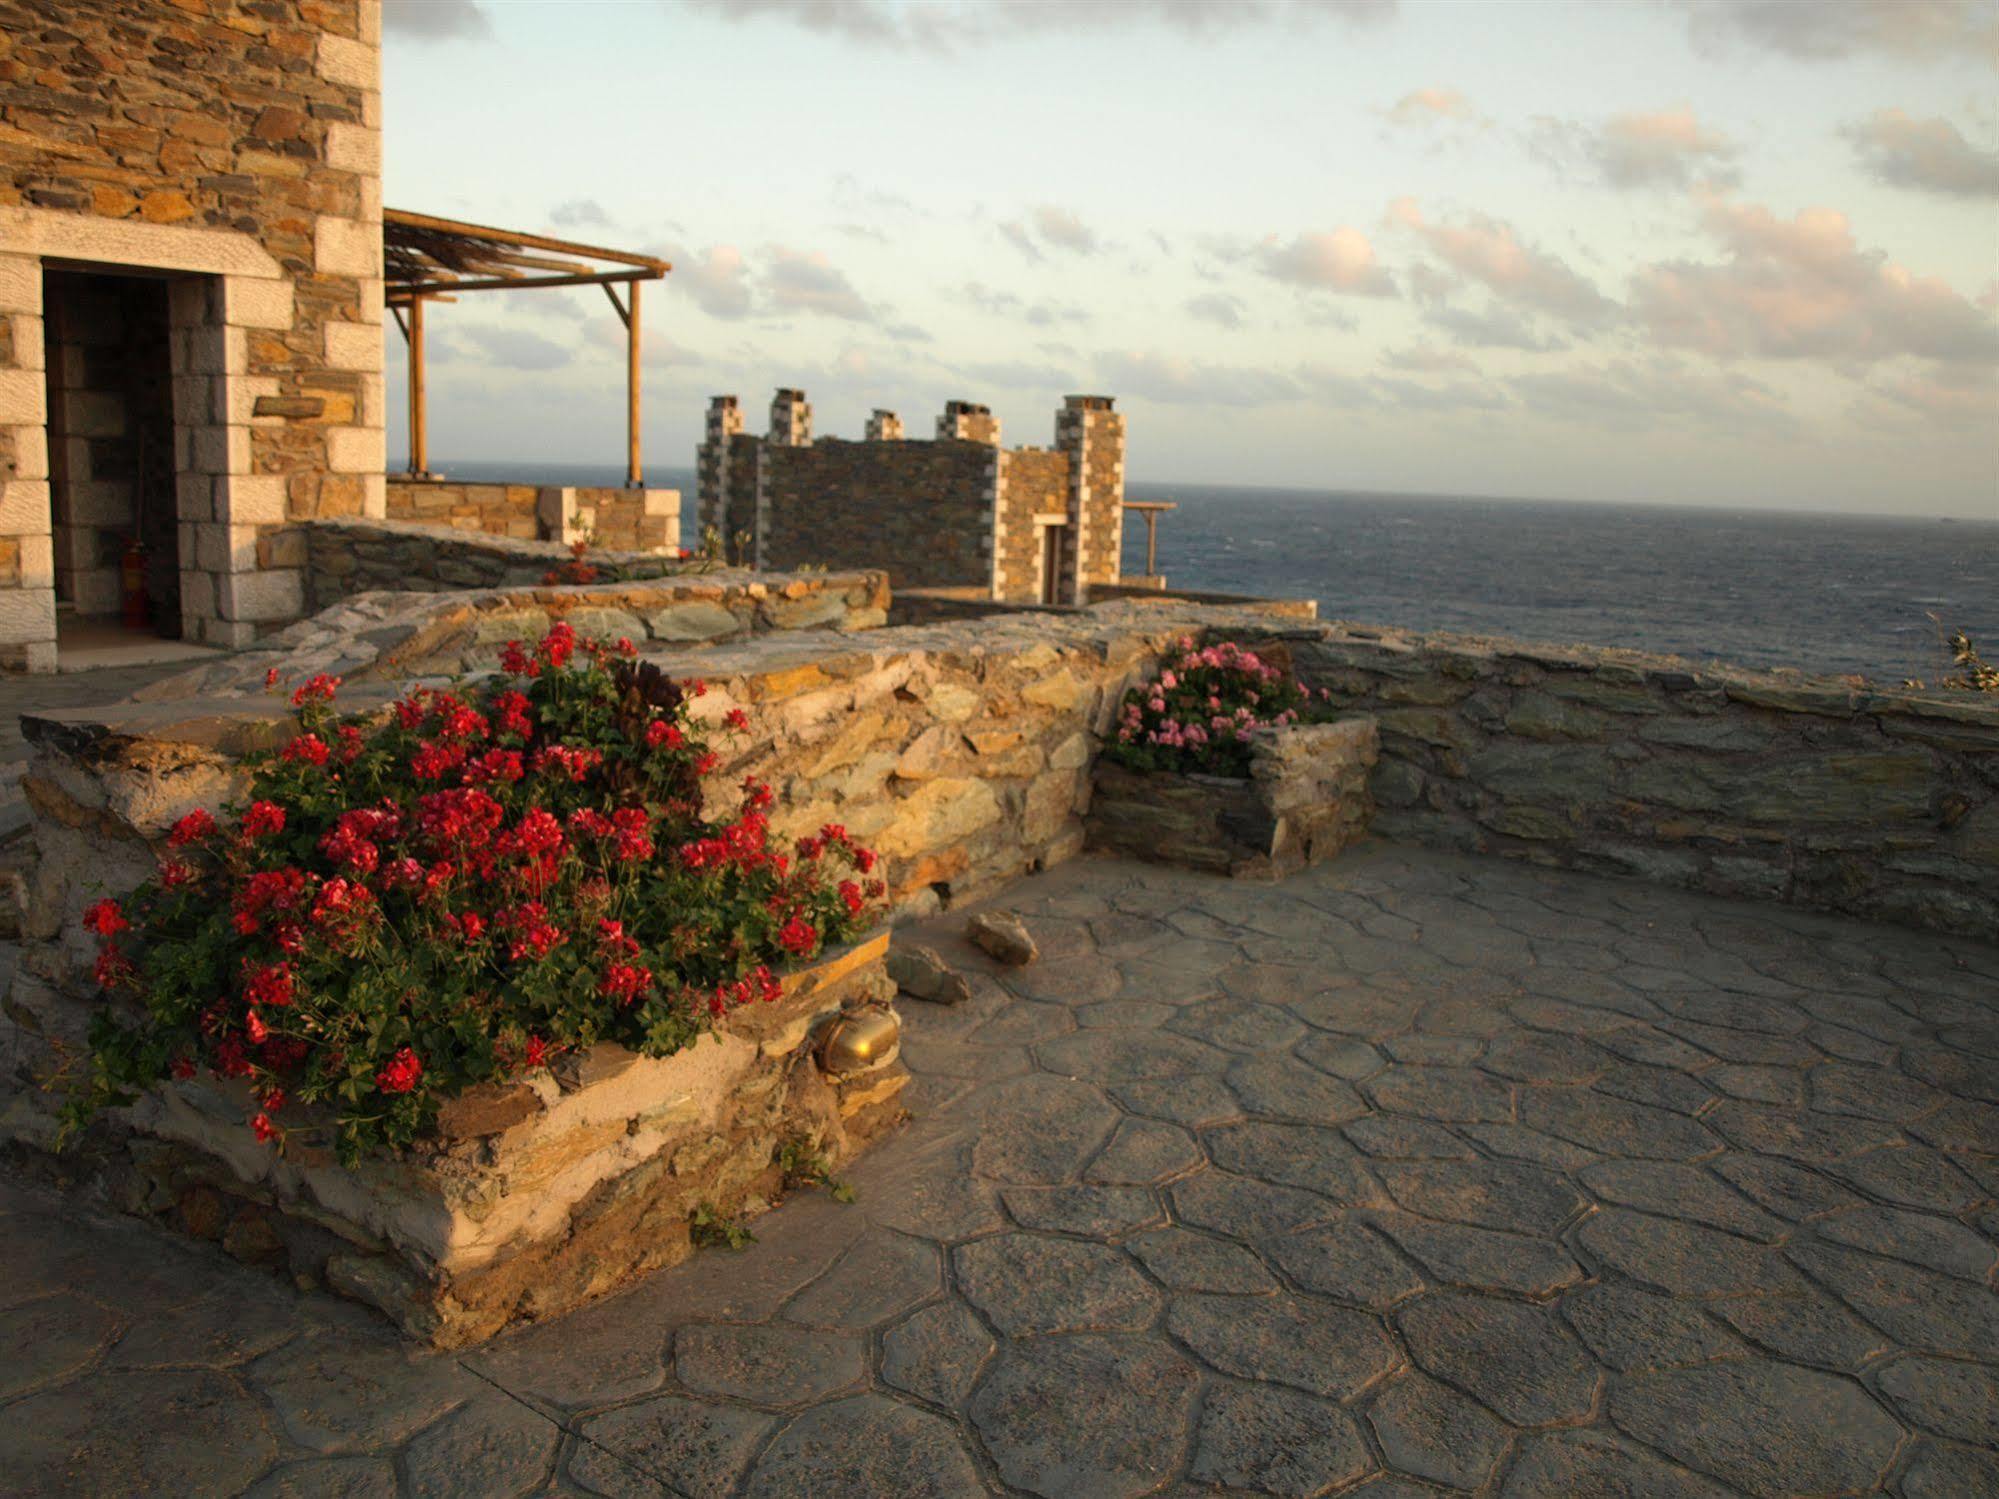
[626,279,641,488]
[407,295,427,477]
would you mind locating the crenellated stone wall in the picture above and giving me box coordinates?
[1240,622,1999,938]
[0,0,387,664]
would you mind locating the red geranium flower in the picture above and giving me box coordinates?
[241,800,286,839]
[777,915,819,956]
[166,808,217,848]
[376,1046,423,1095]
[83,898,128,937]
[281,734,329,767]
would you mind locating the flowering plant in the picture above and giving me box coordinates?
[65,624,883,1163]
[1104,636,1334,777]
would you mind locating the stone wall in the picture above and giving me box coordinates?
[1057,395,1127,599]
[1089,718,1380,878]
[385,478,679,555]
[998,447,1068,603]
[1246,622,1999,937]
[0,0,387,663]
[756,437,996,590]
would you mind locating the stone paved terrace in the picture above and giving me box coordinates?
[3,846,1997,1498]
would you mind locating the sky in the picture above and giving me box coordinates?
[380,0,1999,517]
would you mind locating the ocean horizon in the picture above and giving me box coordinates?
[435,458,1998,685]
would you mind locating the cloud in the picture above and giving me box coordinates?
[1096,350,1303,406]
[1855,360,1999,428]
[765,248,873,320]
[961,282,1090,326]
[1534,108,1740,190]
[1185,292,1247,329]
[1510,357,1795,434]
[1844,109,1999,197]
[1387,198,1616,328]
[687,0,1396,51]
[1675,0,1999,64]
[660,244,754,320]
[1249,228,1396,296]
[1629,192,1999,363]
[383,0,492,39]
[1385,87,1478,126]
[1422,302,1569,351]
[883,322,933,343]
[998,205,1101,260]
[1383,345,1477,374]
[961,358,1078,388]
[461,324,571,371]
[549,198,611,229]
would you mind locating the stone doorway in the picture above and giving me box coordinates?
[43,267,185,652]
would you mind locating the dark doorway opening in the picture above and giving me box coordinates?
[43,268,181,641]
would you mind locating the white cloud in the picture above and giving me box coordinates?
[687,0,1396,51]
[660,244,754,320]
[961,282,1090,326]
[1533,108,1740,190]
[1675,0,1999,64]
[1385,87,1478,126]
[1388,198,1616,328]
[549,198,611,229]
[1252,228,1396,296]
[461,324,571,371]
[1096,350,1303,406]
[998,206,1101,260]
[1630,192,1999,363]
[1185,292,1248,329]
[765,248,874,321]
[1510,358,1795,435]
[1844,109,1999,197]
[1383,345,1478,374]
[1422,302,1568,351]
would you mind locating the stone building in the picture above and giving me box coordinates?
[697,390,1129,606]
[0,0,388,670]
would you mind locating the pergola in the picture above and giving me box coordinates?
[382,209,671,486]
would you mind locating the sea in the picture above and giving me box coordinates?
[442,460,1999,685]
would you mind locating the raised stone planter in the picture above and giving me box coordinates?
[1087,718,1379,878]
[70,933,907,1349]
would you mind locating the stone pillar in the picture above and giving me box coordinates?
[1054,394,1126,603]
[0,251,53,671]
[696,394,743,538]
[865,409,903,442]
[769,388,811,447]
[937,400,1000,445]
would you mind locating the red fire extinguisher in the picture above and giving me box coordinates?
[121,538,149,629]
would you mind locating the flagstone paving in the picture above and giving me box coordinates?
[2,846,1996,1497]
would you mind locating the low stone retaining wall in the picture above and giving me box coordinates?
[1089,718,1379,877]
[16,931,904,1347]
[1236,622,1999,937]
[385,477,680,555]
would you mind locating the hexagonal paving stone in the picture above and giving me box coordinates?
[1266,1217,1427,1310]
[1297,1033,1388,1081]
[1815,1205,1996,1280]
[1609,1358,1905,1497]
[1397,1293,1599,1426]
[241,1458,398,1499]
[1172,1169,1340,1239]
[1190,1380,1373,1497]
[969,1074,1122,1184]
[1561,1282,1748,1372]
[1226,1055,1370,1124]
[248,1332,473,1453]
[1499,1428,1735,1498]
[880,1301,994,1409]
[1809,1063,1945,1122]
[1035,1029,1225,1082]
[0,1369,279,1497]
[1084,1117,1204,1185]
[999,1184,1164,1239]
[1874,1355,1999,1446]
[1375,1159,1585,1236]
[1110,1075,1247,1129]
[955,1233,1160,1336]
[1787,1242,1999,1359]
[1717,1288,1896,1378]
[1709,1151,1864,1221]
[1370,1213,1584,1297]
[403,1393,559,1499]
[1456,1121,1599,1171]
[1519,1087,1718,1160]
[573,1395,772,1499]
[1574,1210,1797,1298]
[0,1293,122,1399]
[1167,998,1306,1053]
[673,1324,866,1406]
[1127,1228,1280,1295]
[1364,1065,1515,1123]
[1366,1369,1511,1490]
[741,1395,984,1498]
[782,1231,941,1329]
[1480,1032,1614,1084]
[1900,1440,1999,1499]
[1702,1099,1897,1163]
[1593,1062,1715,1117]
[103,1285,298,1373]
[1342,1115,1478,1160]
[1577,1160,1786,1242]
[1202,1121,1381,1204]
[972,1001,1077,1047]
[970,1335,1199,1499]
[1706,1063,1804,1104]
[1167,1293,1399,1399]
[1828,1145,1984,1214]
